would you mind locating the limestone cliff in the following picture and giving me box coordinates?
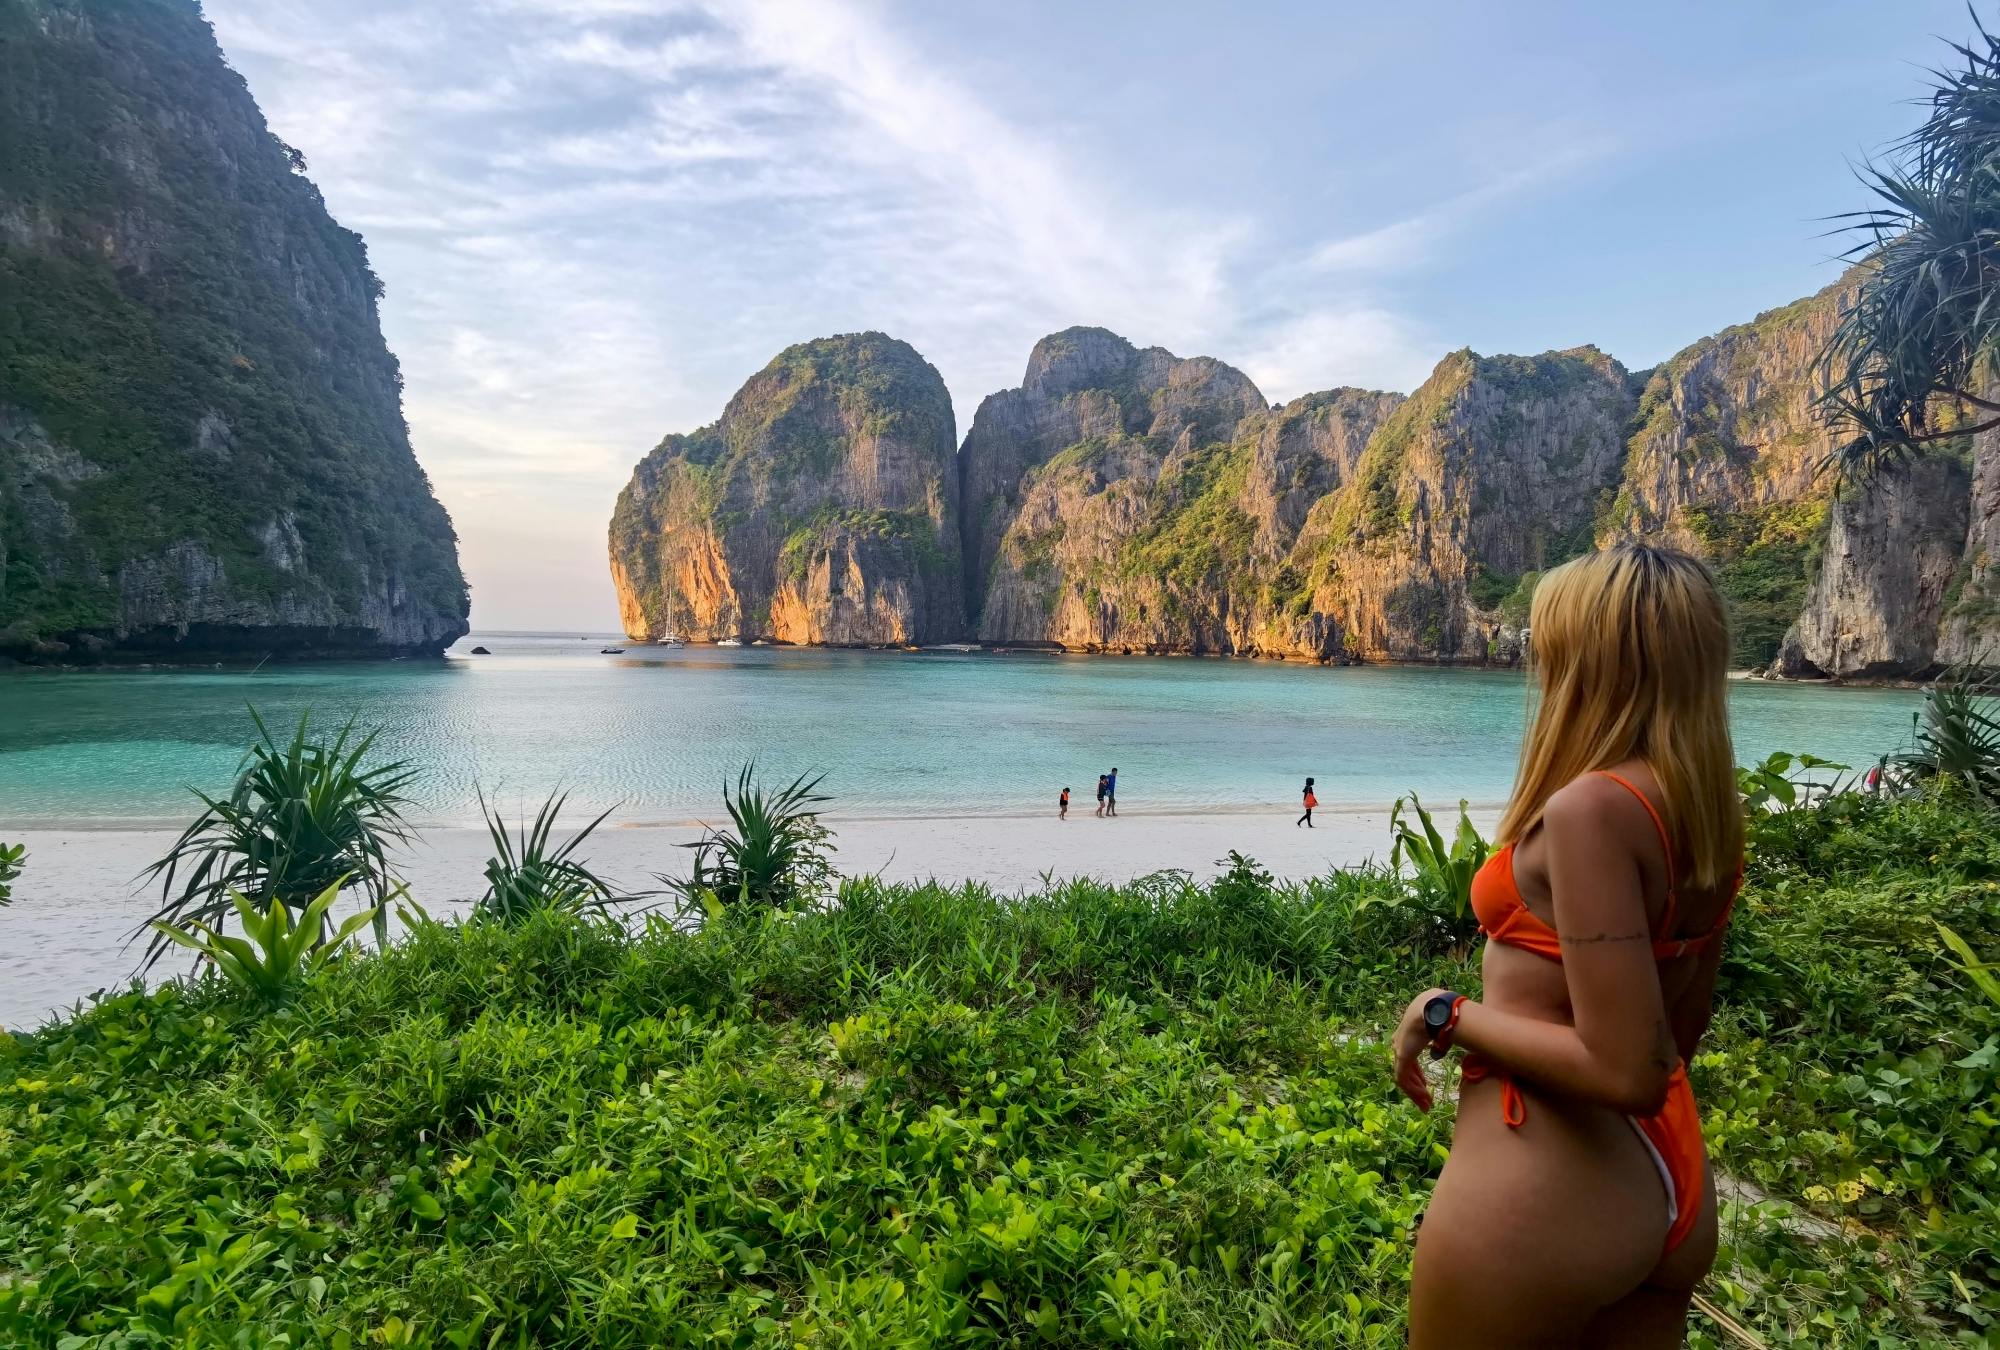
[1290,348,1635,663]
[957,327,1269,631]
[1937,424,2000,666]
[610,287,2000,676]
[0,0,468,660]
[1600,271,1996,676]
[608,334,962,645]
[970,330,1402,655]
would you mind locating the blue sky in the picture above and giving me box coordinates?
[204,0,1973,630]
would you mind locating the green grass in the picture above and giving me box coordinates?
[2,798,1997,1346]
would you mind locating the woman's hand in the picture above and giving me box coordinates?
[1394,988,1449,1111]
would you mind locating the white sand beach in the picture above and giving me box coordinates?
[2,804,1500,1030]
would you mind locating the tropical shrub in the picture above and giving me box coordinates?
[1892,666,2000,802]
[675,767,834,915]
[139,709,416,968]
[1736,750,1850,814]
[472,791,619,925]
[149,881,380,1007]
[1387,792,1489,933]
[2,793,1996,1345]
[0,842,21,907]
[1938,921,2000,1011]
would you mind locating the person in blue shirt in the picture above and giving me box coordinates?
[1105,767,1118,817]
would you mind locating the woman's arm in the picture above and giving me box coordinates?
[1394,776,1679,1115]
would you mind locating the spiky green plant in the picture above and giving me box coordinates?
[473,791,619,925]
[0,841,22,908]
[675,767,833,916]
[1893,666,2000,802]
[138,710,416,970]
[1938,922,2000,1011]
[1817,15,2000,480]
[1388,792,1490,925]
[151,881,380,1006]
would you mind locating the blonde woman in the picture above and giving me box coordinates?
[1393,544,1745,1348]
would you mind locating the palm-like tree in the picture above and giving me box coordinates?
[138,710,416,971]
[1818,16,2000,480]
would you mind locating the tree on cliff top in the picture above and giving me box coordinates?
[1820,12,2000,479]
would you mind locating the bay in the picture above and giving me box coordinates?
[1,632,1921,827]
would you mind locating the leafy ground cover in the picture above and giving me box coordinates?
[1,799,1997,1346]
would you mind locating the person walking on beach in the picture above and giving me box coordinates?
[1297,777,1318,828]
[1105,767,1118,817]
[1094,774,1108,817]
[1060,786,1070,820]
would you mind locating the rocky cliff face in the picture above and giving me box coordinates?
[611,291,2000,677]
[1599,272,1994,677]
[957,327,1270,633]
[0,0,468,661]
[608,333,962,645]
[1290,348,1635,663]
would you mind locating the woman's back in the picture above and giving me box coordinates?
[1499,761,1735,1062]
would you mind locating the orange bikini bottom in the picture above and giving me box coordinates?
[1461,1055,1706,1255]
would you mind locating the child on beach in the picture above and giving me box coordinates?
[1060,786,1070,819]
[1095,774,1107,817]
[1297,776,1317,828]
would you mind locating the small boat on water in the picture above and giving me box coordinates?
[600,647,625,654]
[750,639,770,647]
[716,638,743,647]
[656,635,689,648]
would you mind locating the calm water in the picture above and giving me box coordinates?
[0,633,1923,826]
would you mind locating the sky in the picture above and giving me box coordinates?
[202,0,1976,632]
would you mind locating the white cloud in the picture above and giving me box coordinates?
[200,0,1609,628]
[1238,307,1440,403]
[1306,135,1618,277]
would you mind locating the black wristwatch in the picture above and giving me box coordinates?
[1423,991,1463,1059]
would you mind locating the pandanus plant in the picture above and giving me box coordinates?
[1892,666,2000,803]
[674,766,834,917]
[138,710,415,971]
[473,790,620,925]
[1817,15,2000,481]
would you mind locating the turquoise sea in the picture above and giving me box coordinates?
[0,632,1925,827]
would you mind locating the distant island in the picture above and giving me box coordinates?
[0,0,468,663]
[609,282,2000,682]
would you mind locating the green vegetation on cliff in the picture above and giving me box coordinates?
[1684,500,1830,668]
[0,0,467,655]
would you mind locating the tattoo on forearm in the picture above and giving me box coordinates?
[1559,930,1652,945]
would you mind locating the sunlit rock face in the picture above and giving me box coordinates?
[608,333,963,645]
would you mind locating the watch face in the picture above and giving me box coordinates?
[1425,996,1452,1031]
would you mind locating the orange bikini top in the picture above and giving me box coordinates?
[1470,770,1742,962]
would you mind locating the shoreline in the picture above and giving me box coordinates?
[0,638,1953,689]
[0,798,1509,833]
[3,807,1494,1030]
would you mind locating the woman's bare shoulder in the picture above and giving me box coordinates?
[1543,767,1661,848]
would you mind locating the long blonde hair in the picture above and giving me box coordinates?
[1496,543,1744,888]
